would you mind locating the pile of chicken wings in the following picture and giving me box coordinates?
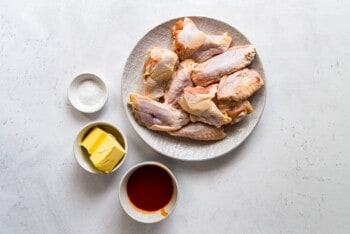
[129,17,264,141]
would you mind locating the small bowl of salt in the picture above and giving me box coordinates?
[68,73,108,113]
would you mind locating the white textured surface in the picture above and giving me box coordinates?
[1,0,350,233]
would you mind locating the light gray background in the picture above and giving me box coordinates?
[1,0,349,233]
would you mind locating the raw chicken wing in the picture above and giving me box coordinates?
[189,32,232,63]
[143,47,179,100]
[218,100,253,124]
[178,85,231,128]
[164,59,195,108]
[129,93,189,131]
[192,45,256,86]
[169,122,226,140]
[172,17,206,60]
[217,69,264,102]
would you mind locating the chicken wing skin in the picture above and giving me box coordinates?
[217,69,264,102]
[143,78,166,101]
[172,17,206,60]
[218,100,253,124]
[178,84,217,115]
[143,47,179,100]
[178,85,232,128]
[129,93,189,131]
[168,122,226,140]
[189,32,232,63]
[164,59,195,108]
[191,45,256,87]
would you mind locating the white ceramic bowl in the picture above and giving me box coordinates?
[68,73,108,113]
[73,122,127,174]
[119,161,179,223]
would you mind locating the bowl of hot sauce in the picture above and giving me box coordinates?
[119,161,179,223]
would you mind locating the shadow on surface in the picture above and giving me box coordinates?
[70,161,121,197]
[115,205,174,234]
[66,98,106,123]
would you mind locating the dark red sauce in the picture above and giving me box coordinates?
[127,165,173,211]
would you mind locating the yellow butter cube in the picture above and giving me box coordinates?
[81,127,108,155]
[90,134,125,173]
[81,127,125,173]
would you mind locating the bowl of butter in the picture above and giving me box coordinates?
[74,122,127,174]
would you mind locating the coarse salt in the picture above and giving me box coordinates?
[77,79,104,105]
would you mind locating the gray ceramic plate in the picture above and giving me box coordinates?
[121,16,266,161]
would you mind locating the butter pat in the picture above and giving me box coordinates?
[81,127,125,173]
[89,134,125,173]
[81,127,108,154]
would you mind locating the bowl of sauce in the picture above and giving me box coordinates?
[119,161,179,223]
